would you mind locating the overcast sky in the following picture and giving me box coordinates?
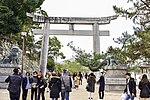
[41,0,135,62]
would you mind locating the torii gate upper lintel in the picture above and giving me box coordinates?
[27,13,118,25]
[27,13,118,75]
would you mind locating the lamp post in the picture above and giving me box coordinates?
[21,32,27,74]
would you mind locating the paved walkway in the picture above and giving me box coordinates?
[0,79,140,100]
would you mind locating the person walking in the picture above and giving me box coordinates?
[31,71,38,100]
[97,72,105,100]
[85,73,88,80]
[61,69,72,100]
[5,67,22,100]
[79,72,83,85]
[86,73,96,100]
[74,73,80,89]
[139,74,150,100]
[124,73,136,100]
[37,71,47,100]
[49,72,61,100]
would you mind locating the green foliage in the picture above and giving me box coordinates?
[112,30,150,65]
[0,0,45,34]
[113,0,150,66]
[48,37,66,60]
[35,36,66,70]
[55,61,89,73]
[67,41,106,71]
[0,6,22,34]
[47,58,55,71]
[35,36,66,60]
[113,0,150,27]
[128,65,141,73]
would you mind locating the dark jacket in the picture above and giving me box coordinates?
[5,73,22,93]
[124,78,136,97]
[49,76,61,98]
[22,77,32,89]
[139,81,150,98]
[87,76,96,92]
[37,77,47,89]
[98,75,105,91]
[30,76,38,88]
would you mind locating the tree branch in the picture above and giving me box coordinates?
[140,0,150,9]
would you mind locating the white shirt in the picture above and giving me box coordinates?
[127,79,130,95]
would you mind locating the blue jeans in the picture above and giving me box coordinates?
[61,91,69,100]
[125,94,134,100]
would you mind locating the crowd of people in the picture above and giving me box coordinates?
[4,67,150,100]
[4,67,85,100]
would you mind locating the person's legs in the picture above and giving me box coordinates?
[88,92,93,99]
[24,89,28,100]
[34,88,37,100]
[15,92,20,100]
[80,79,82,85]
[130,95,134,100]
[61,91,65,100]
[22,89,28,100]
[37,89,41,100]
[9,92,14,100]
[52,98,54,100]
[99,91,102,99]
[41,89,45,100]
[125,94,131,100]
[65,92,70,100]
[22,89,27,100]
[102,91,104,99]
[31,88,34,100]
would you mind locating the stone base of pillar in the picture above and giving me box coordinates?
[0,64,20,89]
[105,65,127,92]
[105,78,126,92]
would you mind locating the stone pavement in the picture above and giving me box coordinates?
[0,79,140,100]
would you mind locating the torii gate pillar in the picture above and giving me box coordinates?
[39,19,50,76]
[93,23,100,53]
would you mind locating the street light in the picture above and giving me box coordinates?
[21,32,27,74]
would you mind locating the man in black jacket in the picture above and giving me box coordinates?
[98,72,105,99]
[124,73,136,100]
[5,67,22,100]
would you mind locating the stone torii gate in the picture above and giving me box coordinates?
[27,13,118,75]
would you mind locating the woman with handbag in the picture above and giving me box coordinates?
[139,74,150,100]
[86,73,96,100]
